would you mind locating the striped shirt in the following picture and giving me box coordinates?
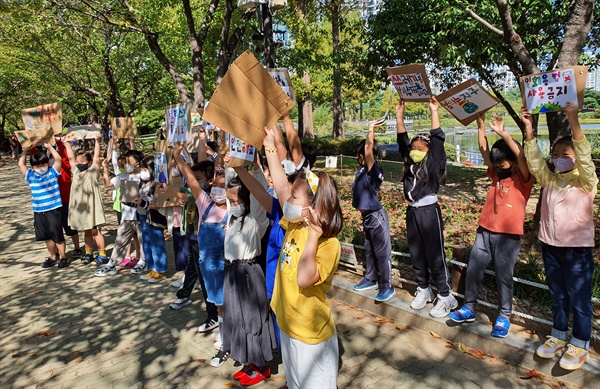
[25,167,63,213]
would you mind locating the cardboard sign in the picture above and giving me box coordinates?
[227,133,256,167]
[154,151,169,185]
[386,64,432,102]
[64,124,102,141]
[340,243,358,264]
[191,112,202,127]
[15,127,54,148]
[120,180,139,203]
[111,117,137,139]
[437,79,500,125]
[153,177,185,208]
[202,51,295,149]
[268,68,296,104]
[165,104,191,143]
[21,103,62,134]
[520,66,587,114]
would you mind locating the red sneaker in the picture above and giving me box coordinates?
[233,364,255,381]
[239,365,271,386]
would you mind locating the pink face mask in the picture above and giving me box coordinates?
[552,157,576,173]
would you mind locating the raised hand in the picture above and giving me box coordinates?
[263,127,276,149]
[396,99,406,117]
[520,106,532,128]
[429,96,439,112]
[489,115,505,135]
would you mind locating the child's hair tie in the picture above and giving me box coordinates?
[304,168,319,194]
[411,133,431,145]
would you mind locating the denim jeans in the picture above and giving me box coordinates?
[541,243,593,350]
[139,214,168,274]
[172,226,189,271]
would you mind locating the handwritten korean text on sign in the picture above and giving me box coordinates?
[522,69,577,114]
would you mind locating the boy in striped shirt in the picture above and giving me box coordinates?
[19,144,68,269]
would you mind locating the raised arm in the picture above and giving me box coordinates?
[92,133,102,170]
[263,126,292,204]
[18,147,30,175]
[129,136,136,150]
[365,120,380,171]
[297,207,323,288]
[173,142,201,200]
[565,102,583,141]
[489,115,530,182]
[273,118,288,163]
[197,127,207,162]
[522,106,535,142]
[101,159,114,188]
[281,110,303,167]
[565,102,598,193]
[64,139,77,171]
[233,165,273,214]
[45,143,62,174]
[396,100,410,159]
[429,96,440,129]
[521,106,552,187]
[476,113,491,166]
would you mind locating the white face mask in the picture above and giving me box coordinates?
[283,201,307,223]
[33,167,48,175]
[140,171,151,181]
[282,160,297,175]
[229,204,245,218]
[125,164,136,173]
[210,187,227,204]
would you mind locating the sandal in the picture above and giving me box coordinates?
[81,254,94,265]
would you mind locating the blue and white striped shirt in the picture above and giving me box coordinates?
[25,167,63,213]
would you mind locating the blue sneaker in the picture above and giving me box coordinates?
[491,317,510,338]
[375,286,395,302]
[448,305,476,323]
[353,279,377,291]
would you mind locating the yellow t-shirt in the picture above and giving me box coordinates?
[270,217,341,345]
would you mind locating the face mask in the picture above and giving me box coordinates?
[140,171,151,181]
[33,167,48,175]
[495,166,512,180]
[282,160,297,175]
[210,187,227,204]
[409,150,427,163]
[552,157,576,173]
[283,201,307,223]
[125,164,136,173]
[229,204,245,218]
[171,167,180,177]
[76,163,89,172]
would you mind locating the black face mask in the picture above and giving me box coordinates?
[76,163,89,172]
[496,166,512,180]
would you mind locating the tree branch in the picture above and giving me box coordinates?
[455,1,504,36]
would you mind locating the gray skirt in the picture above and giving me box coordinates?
[223,259,277,366]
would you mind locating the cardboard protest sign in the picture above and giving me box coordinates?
[202,51,295,149]
[21,103,62,135]
[64,124,102,141]
[120,180,139,203]
[111,117,137,139]
[386,64,432,102]
[227,133,256,167]
[268,68,296,104]
[154,150,169,185]
[165,104,191,143]
[520,66,587,114]
[437,79,500,125]
[153,177,185,208]
[191,112,202,127]
[15,127,54,148]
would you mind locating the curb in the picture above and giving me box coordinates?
[329,276,600,389]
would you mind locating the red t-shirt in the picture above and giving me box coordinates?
[55,141,72,203]
[478,167,534,235]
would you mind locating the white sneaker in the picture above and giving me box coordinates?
[171,275,184,288]
[130,260,146,274]
[198,318,219,333]
[536,336,567,358]
[94,265,117,277]
[410,286,435,310]
[429,294,458,318]
[169,297,192,310]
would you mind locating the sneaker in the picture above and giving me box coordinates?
[41,257,57,269]
[120,257,132,267]
[171,276,184,288]
[140,270,157,281]
[449,306,476,323]
[127,258,140,268]
[214,340,222,350]
[94,255,109,266]
[147,272,166,283]
[95,264,117,277]
[211,331,221,342]
[536,336,567,358]
[169,297,192,310]
[375,286,396,302]
[194,280,202,290]
[57,258,70,269]
[81,254,94,265]
[429,294,458,318]
[410,286,435,310]
[130,260,146,274]
[239,365,271,386]
[210,348,229,367]
[491,317,510,338]
[559,344,589,370]
[198,318,219,333]
[233,365,255,381]
[353,278,377,291]
[73,248,83,259]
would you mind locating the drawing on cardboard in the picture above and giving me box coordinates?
[437,79,500,125]
[165,104,191,143]
[111,117,137,139]
[21,103,63,134]
[154,151,169,185]
[521,67,587,114]
[386,64,432,102]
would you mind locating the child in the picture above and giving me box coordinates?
[264,125,344,389]
[396,97,457,318]
[523,103,597,370]
[134,156,168,282]
[99,149,145,276]
[449,113,533,337]
[18,143,68,268]
[352,120,394,302]
[64,134,108,265]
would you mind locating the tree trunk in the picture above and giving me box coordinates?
[302,71,315,138]
[331,0,344,140]
[216,2,253,86]
[262,3,275,68]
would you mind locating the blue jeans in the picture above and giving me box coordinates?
[139,214,168,274]
[541,243,593,350]
[172,226,189,271]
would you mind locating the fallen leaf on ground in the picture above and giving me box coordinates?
[27,352,38,357]
[457,343,471,353]
[430,331,441,339]
[74,358,83,363]
[12,354,21,358]
[193,359,206,363]
[72,351,83,357]
[356,315,364,319]
[328,299,335,302]
[468,349,486,359]
[223,382,237,387]
[33,290,43,294]
[395,323,412,331]
[520,369,540,380]
[37,330,57,337]
[446,341,458,349]
[342,330,350,335]
[374,317,394,324]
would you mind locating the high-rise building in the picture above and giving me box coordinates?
[586,67,600,91]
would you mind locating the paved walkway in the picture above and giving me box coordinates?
[0,161,584,388]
